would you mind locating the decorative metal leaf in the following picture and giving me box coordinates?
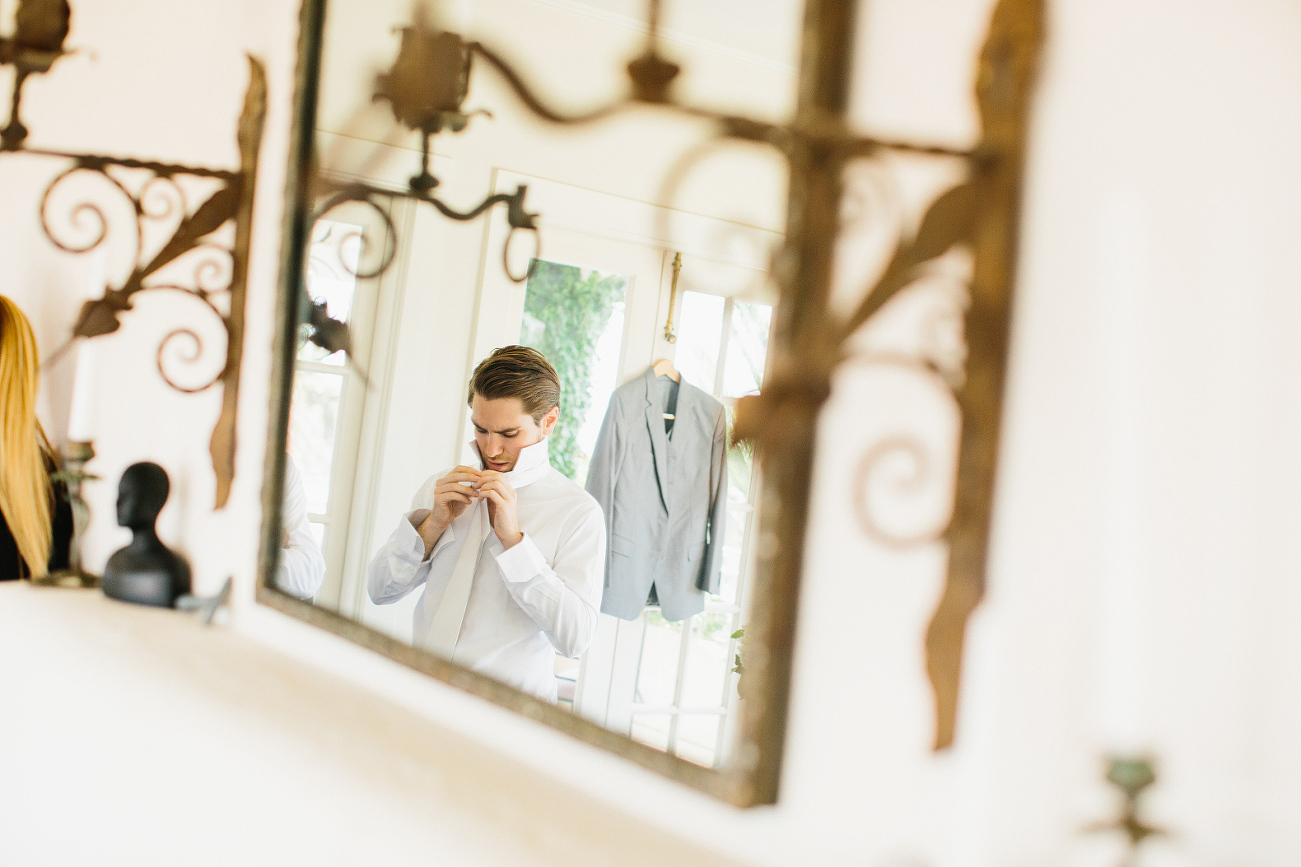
[907,181,975,266]
[72,291,130,338]
[238,54,267,160]
[307,299,353,355]
[926,0,1045,751]
[139,183,241,280]
[841,181,975,340]
[211,55,268,511]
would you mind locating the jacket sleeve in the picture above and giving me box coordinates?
[366,475,451,604]
[698,403,728,594]
[583,394,621,588]
[275,458,326,600]
[493,501,607,658]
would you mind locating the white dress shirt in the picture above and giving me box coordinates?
[276,457,326,600]
[366,438,605,701]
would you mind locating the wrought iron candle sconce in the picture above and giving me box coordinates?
[36,439,98,588]
[1086,755,1167,867]
[310,10,539,286]
[1,0,266,511]
[0,0,69,149]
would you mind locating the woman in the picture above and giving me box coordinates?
[0,296,72,581]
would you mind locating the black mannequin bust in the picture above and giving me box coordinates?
[101,462,191,608]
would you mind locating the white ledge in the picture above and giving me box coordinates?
[0,584,746,866]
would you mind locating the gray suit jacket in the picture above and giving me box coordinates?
[585,367,728,621]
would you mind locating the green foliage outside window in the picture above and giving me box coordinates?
[520,259,627,480]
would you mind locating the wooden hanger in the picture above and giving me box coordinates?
[652,358,680,423]
[651,357,680,383]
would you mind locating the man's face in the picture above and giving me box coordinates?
[470,395,557,473]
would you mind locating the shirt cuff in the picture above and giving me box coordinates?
[401,509,456,562]
[493,533,548,584]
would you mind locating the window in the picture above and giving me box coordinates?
[287,205,395,606]
[625,290,772,767]
[519,259,631,486]
[288,218,365,566]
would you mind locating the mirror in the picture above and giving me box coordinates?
[260,0,1042,805]
[286,184,777,767]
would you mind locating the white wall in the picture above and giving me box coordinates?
[6,0,1301,865]
[975,3,1301,864]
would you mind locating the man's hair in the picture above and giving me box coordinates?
[467,345,560,421]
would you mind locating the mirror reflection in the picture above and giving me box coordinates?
[271,0,793,768]
[282,240,773,768]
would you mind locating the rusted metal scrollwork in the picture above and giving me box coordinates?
[842,353,963,551]
[134,285,230,394]
[310,189,401,280]
[853,435,953,550]
[310,178,541,287]
[188,244,237,296]
[730,0,1043,754]
[831,156,974,550]
[924,0,1045,750]
[2,3,267,509]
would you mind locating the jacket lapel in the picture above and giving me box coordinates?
[642,367,671,511]
[675,379,705,427]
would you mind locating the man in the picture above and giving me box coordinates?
[366,345,605,701]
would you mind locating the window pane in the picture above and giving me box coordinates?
[300,218,364,366]
[722,300,772,398]
[629,715,671,752]
[675,290,725,391]
[288,370,344,514]
[633,609,683,708]
[718,501,749,605]
[674,714,721,768]
[520,259,629,485]
[726,411,754,493]
[680,612,734,713]
[717,428,754,604]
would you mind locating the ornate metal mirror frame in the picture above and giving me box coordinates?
[258,0,1043,805]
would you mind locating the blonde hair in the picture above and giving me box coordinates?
[0,296,55,578]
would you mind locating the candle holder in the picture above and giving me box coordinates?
[2,0,267,512]
[35,440,99,589]
[1086,754,1167,867]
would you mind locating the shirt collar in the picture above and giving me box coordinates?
[470,437,552,489]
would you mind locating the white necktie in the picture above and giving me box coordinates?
[424,500,488,661]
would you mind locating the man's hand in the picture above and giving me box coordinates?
[415,466,481,556]
[475,470,523,549]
